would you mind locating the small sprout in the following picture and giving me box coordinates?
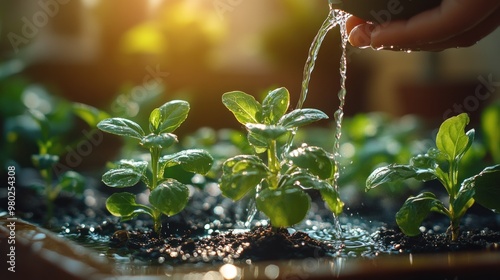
[98,100,213,234]
[219,87,343,228]
[366,113,500,241]
[28,102,107,225]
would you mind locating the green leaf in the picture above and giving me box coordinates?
[261,87,289,125]
[410,154,438,170]
[320,187,344,216]
[219,155,268,200]
[453,187,475,218]
[288,146,335,179]
[279,108,328,129]
[149,179,189,216]
[366,164,435,190]
[396,192,447,236]
[149,108,162,133]
[106,192,153,220]
[281,171,331,190]
[282,172,343,215]
[118,159,149,172]
[140,133,178,149]
[32,154,59,170]
[222,91,262,125]
[247,131,269,153]
[97,118,145,140]
[160,149,213,175]
[72,102,110,127]
[466,164,500,213]
[154,100,190,134]
[436,113,471,161]
[246,123,288,140]
[102,168,143,188]
[59,171,86,194]
[256,187,310,228]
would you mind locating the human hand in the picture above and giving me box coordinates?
[346,0,500,51]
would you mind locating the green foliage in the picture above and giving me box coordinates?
[98,100,213,233]
[27,102,107,225]
[366,113,500,241]
[219,87,343,228]
[293,113,426,198]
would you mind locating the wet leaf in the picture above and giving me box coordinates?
[219,155,268,200]
[320,187,344,216]
[436,113,472,161]
[396,192,447,236]
[149,179,189,216]
[366,164,435,190]
[140,133,178,149]
[222,91,262,125]
[261,87,289,125]
[246,123,288,140]
[160,149,213,175]
[97,117,145,140]
[247,130,269,153]
[106,192,153,220]
[102,168,143,188]
[466,164,500,213]
[282,171,343,215]
[279,108,328,129]
[155,100,190,134]
[117,159,148,173]
[256,187,310,228]
[288,146,335,179]
[149,108,161,133]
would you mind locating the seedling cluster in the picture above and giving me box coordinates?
[367,113,500,241]
[219,87,343,227]
[98,100,213,233]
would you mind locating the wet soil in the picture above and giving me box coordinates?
[5,179,500,265]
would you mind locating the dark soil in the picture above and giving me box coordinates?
[4,173,500,265]
[110,225,333,264]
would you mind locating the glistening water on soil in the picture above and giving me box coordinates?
[37,182,499,277]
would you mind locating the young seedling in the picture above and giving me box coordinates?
[29,102,107,224]
[366,113,500,241]
[97,100,213,233]
[220,87,343,228]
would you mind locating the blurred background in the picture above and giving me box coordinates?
[0,0,499,173]
[1,0,499,129]
[0,0,499,219]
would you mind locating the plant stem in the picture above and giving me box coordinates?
[150,147,161,190]
[152,208,162,234]
[450,217,460,242]
[41,169,55,226]
[448,159,461,241]
[267,140,280,189]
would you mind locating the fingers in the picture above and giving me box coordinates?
[346,0,500,51]
[412,7,500,51]
[348,23,374,48]
[370,0,500,49]
[345,16,366,34]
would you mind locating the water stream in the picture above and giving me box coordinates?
[291,6,350,237]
